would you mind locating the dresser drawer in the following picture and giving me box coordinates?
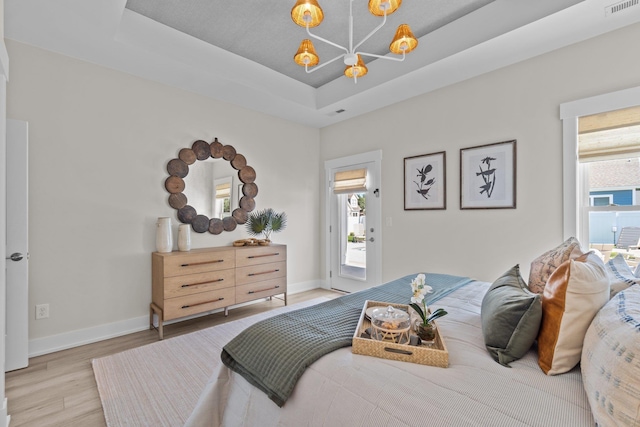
[161,249,235,277]
[163,268,235,299]
[236,261,286,286]
[235,246,286,267]
[163,287,235,321]
[235,277,286,304]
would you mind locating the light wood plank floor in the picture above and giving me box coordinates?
[6,289,342,427]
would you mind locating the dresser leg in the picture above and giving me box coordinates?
[150,303,164,340]
[224,307,229,317]
[285,292,288,306]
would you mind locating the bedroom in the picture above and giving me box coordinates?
[1,0,640,425]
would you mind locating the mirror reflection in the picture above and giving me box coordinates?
[182,158,235,219]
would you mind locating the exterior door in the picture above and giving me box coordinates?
[326,151,382,293]
[5,119,28,372]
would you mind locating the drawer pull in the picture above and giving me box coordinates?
[181,278,224,288]
[180,259,224,267]
[248,269,280,277]
[248,285,281,294]
[247,252,280,259]
[181,297,225,309]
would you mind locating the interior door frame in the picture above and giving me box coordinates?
[561,85,640,242]
[324,150,382,289]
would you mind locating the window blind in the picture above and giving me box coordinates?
[333,168,367,194]
[215,182,231,199]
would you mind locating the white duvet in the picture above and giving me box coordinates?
[185,281,594,427]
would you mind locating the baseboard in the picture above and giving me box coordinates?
[28,280,324,357]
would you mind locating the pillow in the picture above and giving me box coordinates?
[528,237,584,294]
[605,254,640,298]
[582,285,640,426]
[537,252,610,375]
[481,265,542,367]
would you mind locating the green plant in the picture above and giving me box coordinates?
[409,273,448,326]
[245,208,287,241]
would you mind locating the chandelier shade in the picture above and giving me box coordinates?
[344,55,368,79]
[294,39,320,66]
[389,24,418,54]
[368,0,402,17]
[291,0,417,83]
[291,0,324,28]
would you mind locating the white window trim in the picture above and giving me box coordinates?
[561,85,640,242]
[589,194,613,206]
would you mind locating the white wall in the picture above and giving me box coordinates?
[320,22,640,284]
[5,40,320,351]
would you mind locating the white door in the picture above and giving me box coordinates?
[5,119,28,372]
[326,151,382,293]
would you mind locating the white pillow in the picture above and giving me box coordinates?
[582,285,640,426]
[605,254,640,298]
[537,252,610,375]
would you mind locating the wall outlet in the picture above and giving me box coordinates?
[35,304,49,320]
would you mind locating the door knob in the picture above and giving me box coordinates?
[6,252,23,261]
[368,237,375,242]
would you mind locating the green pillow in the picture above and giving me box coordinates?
[481,265,542,367]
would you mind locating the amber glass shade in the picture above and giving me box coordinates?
[344,55,368,78]
[389,24,418,54]
[294,39,319,66]
[368,0,402,16]
[291,0,324,27]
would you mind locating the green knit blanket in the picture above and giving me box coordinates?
[221,273,473,407]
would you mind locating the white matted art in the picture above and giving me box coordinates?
[404,151,446,210]
[460,140,516,209]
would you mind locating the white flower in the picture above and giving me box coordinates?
[410,273,433,303]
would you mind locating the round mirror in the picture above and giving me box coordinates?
[164,138,258,234]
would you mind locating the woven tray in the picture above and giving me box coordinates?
[352,300,449,367]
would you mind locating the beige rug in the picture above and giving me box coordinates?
[92,297,329,427]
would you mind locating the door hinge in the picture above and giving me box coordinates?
[329,225,332,232]
[329,271,332,278]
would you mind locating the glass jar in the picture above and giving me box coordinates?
[371,305,410,344]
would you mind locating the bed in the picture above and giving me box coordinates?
[184,277,596,427]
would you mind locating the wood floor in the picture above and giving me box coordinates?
[5,288,342,427]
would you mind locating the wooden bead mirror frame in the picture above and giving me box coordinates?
[164,138,258,234]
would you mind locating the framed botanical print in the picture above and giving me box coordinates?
[404,151,446,210]
[460,140,516,209]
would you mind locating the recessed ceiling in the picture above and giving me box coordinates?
[124,0,495,88]
[5,0,640,128]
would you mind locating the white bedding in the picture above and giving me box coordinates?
[185,281,594,426]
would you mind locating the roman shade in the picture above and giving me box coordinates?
[333,168,367,194]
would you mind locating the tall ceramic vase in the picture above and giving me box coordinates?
[178,224,191,252]
[156,217,173,253]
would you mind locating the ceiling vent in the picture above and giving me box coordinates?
[327,109,346,117]
[605,0,639,16]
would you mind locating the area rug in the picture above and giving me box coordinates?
[92,297,329,427]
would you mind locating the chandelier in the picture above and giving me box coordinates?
[292,0,418,83]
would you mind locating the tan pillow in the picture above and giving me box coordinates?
[537,251,610,375]
[528,237,583,294]
[582,285,640,426]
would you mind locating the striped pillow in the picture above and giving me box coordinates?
[582,285,640,426]
[605,254,640,298]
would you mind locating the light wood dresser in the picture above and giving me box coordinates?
[150,244,286,339]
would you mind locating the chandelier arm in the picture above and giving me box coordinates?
[306,25,349,54]
[305,53,347,74]
[352,9,387,52]
[357,50,406,62]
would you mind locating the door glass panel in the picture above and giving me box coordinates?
[339,192,366,280]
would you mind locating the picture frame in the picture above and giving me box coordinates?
[460,140,516,209]
[404,151,446,210]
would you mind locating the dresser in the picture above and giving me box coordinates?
[150,244,287,339]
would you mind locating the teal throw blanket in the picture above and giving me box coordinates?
[221,273,472,407]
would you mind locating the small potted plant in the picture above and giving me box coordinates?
[245,208,287,244]
[409,273,448,342]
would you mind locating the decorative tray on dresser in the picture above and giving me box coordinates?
[150,244,287,339]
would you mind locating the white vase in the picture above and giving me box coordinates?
[178,224,191,251]
[156,217,173,253]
